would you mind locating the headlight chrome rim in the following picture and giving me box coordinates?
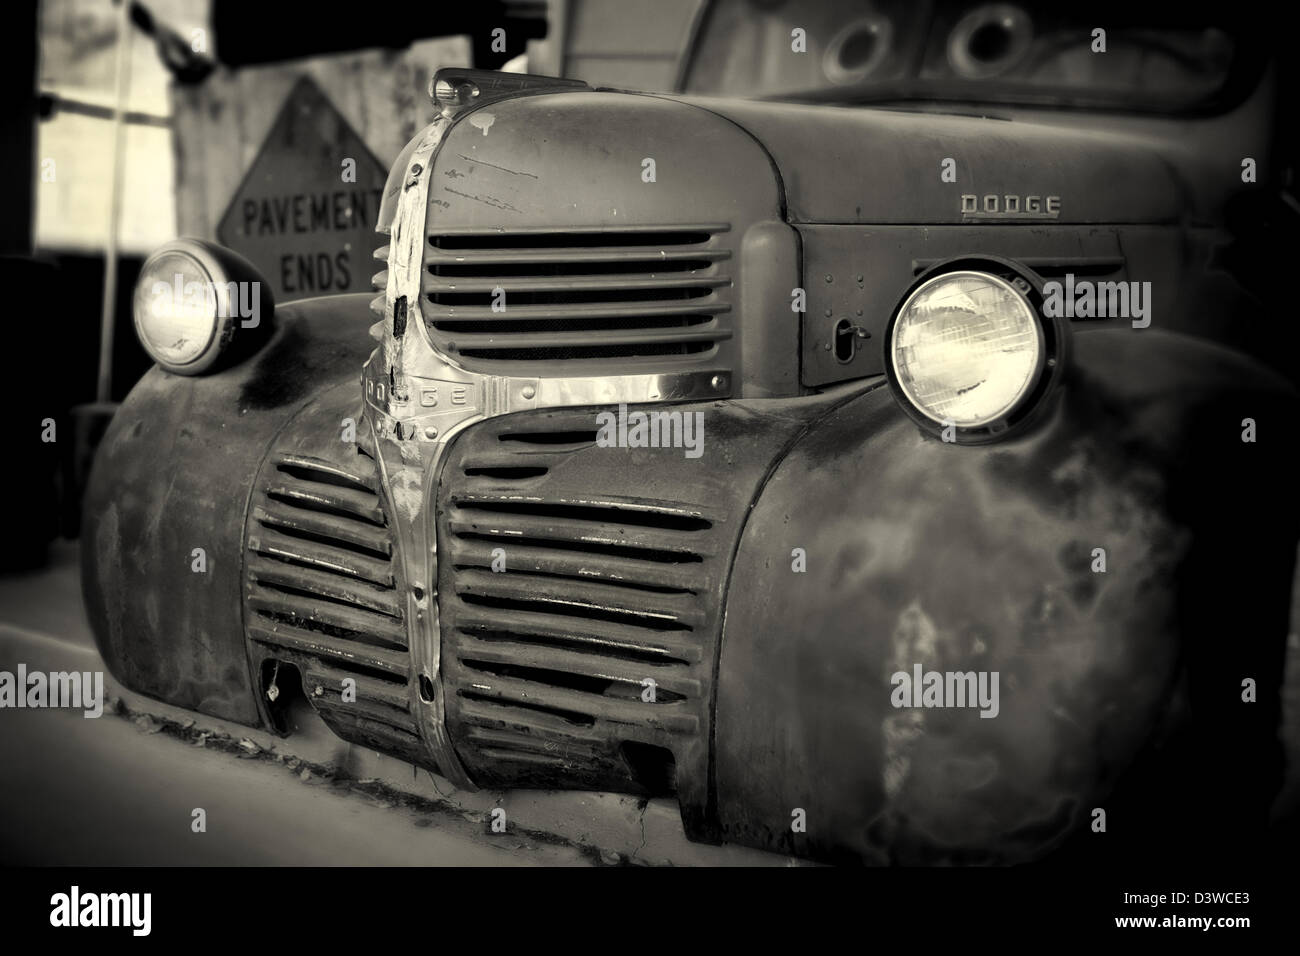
[883,258,1066,443]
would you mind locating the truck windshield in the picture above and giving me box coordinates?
[682,0,1258,114]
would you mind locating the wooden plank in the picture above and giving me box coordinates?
[171,37,470,240]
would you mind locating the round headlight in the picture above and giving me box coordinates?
[133,250,219,368]
[132,239,273,375]
[889,270,1045,430]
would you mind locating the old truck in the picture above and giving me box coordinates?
[83,1,1298,864]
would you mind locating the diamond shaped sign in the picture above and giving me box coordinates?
[217,77,389,302]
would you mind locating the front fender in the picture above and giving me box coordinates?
[714,327,1299,863]
[81,294,375,725]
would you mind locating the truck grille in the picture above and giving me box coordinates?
[437,412,727,796]
[422,225,733,369]
[244,452,422,763]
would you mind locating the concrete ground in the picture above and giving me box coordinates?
[0,541,800,866]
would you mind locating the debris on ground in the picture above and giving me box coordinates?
[133,714,162,735]
[103,697,640,866]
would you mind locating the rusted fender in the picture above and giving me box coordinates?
[713,327,1299,864]
[81,294,376,725]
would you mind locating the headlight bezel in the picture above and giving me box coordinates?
[883,256,1068,444]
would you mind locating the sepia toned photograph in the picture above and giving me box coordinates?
[1,0,1295,936]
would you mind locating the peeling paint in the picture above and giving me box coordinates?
[468,111,495,136]
[393,297,407,339]
[389,468,425,524]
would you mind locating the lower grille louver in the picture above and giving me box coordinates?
[244,452,422,763]
[437,414,726,796]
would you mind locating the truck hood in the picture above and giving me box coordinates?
[672,96,1186,226]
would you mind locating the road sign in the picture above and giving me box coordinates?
[217,77,388,302]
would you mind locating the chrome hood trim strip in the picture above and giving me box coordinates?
[366,112,731,787]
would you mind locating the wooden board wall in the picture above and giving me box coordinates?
[171,36,470,239]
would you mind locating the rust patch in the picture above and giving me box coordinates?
[882,601,939,800]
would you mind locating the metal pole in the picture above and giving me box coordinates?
[96,0,133,403]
